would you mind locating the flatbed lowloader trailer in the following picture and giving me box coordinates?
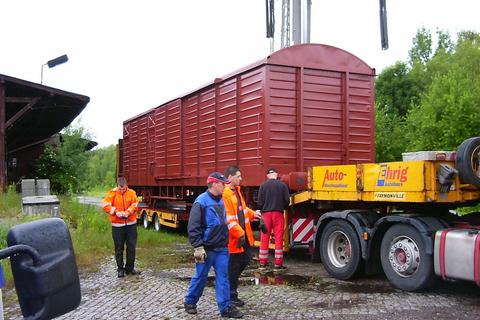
[288,137,480,291]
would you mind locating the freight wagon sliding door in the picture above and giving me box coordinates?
[235,67,264,185]
[166,100,182,178]
[198,88,216,177]
[122,115,149,186]
[265,65,374,173]
[345,72,374,163]
[183,95,200,185]
[183,68,264,184]
[216,78,240,171]
[153,99,182,183]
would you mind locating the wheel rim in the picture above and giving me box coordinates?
[154,216,160,231]
[326,230,352,268]
[388,235,420,277]
[470,145,480,179]
[142,214,148,229]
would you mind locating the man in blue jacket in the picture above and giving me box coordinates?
[184,172,243,318]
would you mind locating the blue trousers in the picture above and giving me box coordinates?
[185,248,230,313]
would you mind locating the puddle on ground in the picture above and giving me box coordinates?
[335,281,396,294]
[177,272,310,288]
[240,271,312,287]
[176,265,396,294]
[177,271,396,294]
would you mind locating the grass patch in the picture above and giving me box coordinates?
[1,189,190,285]
[455,203,480,216]
[59,196,113,272]
[83,186,110,197]
[136,228,190,270]
[0,185,21,218]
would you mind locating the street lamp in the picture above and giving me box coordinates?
[40,54,69,84]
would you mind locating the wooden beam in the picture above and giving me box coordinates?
[0,83,6,191]
[5,97,40,129]
[6,97,38,103]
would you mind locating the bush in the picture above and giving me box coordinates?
[0,185,21,218]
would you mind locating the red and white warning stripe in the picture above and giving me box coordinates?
[292,218,314,243]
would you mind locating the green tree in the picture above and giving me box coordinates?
[374,62,416,162]
[435,29,454,54]
[375,61,422,118]
[375,28,480,160]
[375,109,407,162]
[408,27,433,66]
[34,125,91,194]
[405,31,480,151]
[85,145,117,190]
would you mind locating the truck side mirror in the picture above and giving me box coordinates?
[1,217,81,319]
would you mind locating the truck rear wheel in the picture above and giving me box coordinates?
[380,224,435,291]
[456,136,480,187]
[320,220,361,280]
[141,212,150,229]
[153,214,161,232]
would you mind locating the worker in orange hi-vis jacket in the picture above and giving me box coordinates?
[257,168,290,272]
[223,165,262,308]
[102,176,140,278]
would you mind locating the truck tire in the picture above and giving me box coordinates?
[141,212,150,229]
[320,220,361,280]
[380,224,436,291]
[456,136,480,187]
[153,214,161,232]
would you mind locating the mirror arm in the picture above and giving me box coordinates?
[0,244,42,266]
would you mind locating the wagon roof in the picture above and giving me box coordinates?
[123,43,375,124]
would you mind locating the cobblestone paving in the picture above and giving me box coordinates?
[4,255,480,319]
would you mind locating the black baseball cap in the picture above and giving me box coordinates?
[266,168,277,174]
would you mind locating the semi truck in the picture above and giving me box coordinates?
[118,43,480,291]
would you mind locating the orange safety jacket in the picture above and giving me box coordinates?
[223,186,255,254]
[102,187,138,227]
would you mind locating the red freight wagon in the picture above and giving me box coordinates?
[119,43,375,230]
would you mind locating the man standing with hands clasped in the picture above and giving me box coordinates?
[102,177,140,278]
[257,168,290,271]
[184,172,243,319]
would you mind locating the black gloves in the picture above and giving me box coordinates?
[259,218,268,234]
[237,235,246,248]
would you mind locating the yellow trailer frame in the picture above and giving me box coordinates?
[292,160,480,206]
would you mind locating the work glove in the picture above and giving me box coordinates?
[254,210,262,220]
[237,235,246,248]
[116,211,126,218]
[259,218,268,234]
[193,246,207,263]
[109,207,116,215]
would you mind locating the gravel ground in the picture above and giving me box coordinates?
[3,245,480,319]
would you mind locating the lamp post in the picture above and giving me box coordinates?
[40,54,69,84]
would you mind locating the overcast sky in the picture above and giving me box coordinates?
[0,0,478,147]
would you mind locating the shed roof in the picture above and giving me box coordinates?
[0,73,90,153]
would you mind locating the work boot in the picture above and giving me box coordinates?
[273,265,287,272]
[221,306,243,318]
[231,297,245,307]
[184,303,197,315]
[126,269,141,275]
[117,269,125,278]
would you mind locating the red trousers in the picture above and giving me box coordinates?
[259,211,284,266]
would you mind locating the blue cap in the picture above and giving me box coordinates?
[207,172,230,184]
